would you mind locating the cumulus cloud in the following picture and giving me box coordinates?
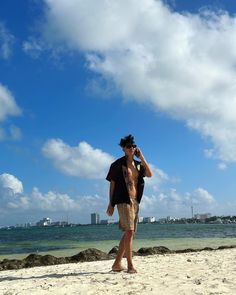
[0,173,23,195]
[29,187,79,212]
[0,84,22,122]
[145,164,170,191]
[0,22,14,59]
[35,0,236,163]
[0,173,107,219]
[0,84,22,141]
[42,138,115,179]
[141,187,216,217]
[190,187,215,205]
[0,173,235,224]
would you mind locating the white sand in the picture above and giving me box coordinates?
[0,248,236,295]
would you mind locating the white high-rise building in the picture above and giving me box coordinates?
[143,217,156,223]
[36,217,52,227]
[91,213,100,225]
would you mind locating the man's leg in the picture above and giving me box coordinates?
[125,230,136,273]
[113,202,137,273]
[112,233,126,271]
[112,230,136,273]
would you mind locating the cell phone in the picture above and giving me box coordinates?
[134,148,140,157]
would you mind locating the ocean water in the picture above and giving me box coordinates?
[0,223,235,260]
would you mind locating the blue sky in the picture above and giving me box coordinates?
[1,0,236,226]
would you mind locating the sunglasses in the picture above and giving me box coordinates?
[125,144,137,149]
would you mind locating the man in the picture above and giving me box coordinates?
[106,134,153,273]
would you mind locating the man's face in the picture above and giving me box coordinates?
[123,144,137,156]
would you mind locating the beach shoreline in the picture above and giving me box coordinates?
[1,236,236,261]
[1,244,236,271]
[0,247,235,295]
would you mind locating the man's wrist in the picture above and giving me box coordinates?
[140,157,147,164]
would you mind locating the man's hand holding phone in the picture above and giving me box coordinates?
[134,147,141,158]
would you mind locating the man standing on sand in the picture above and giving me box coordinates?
[106,134,153,273]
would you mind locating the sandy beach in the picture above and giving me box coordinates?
[0,248,235,295]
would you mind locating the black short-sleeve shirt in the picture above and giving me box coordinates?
[106,156,145,207]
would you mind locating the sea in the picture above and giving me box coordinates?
[0,223,235,260]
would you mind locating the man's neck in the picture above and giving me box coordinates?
[126,155,134,163]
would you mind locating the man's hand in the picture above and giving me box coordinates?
[106,203,114,216]
[136,148,153,177]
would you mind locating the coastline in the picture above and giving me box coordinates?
[1,223,235,262]
[1,237,236,261]
[1,244,236,271]
[1,247,236,295]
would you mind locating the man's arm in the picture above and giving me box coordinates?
[138,150,153,177]
[106,180,115,216]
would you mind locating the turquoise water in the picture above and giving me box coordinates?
[0,223,235,259]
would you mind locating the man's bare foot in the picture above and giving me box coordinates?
[127,267,137,274]
[112,263,126,272]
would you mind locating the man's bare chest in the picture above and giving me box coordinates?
[127,164,138,182]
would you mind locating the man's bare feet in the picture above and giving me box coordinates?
[127,267,137,274]
[112,263,126,272]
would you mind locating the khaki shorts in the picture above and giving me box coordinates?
[117,198,139,232]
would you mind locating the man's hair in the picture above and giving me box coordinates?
[119,134,135,147]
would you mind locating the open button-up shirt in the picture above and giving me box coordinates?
[106,156,146,207]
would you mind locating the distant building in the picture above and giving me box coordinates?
[194,213,211,221]
[51,221,68,227]
[36,217,52,227]
[143,217,156,223]
[166,216,172,222]
[158,218,167,223]
[138,217,144,223]
[91,213,100,225]
[166,216,178,222]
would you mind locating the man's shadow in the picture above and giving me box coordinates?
[0,270,119,283]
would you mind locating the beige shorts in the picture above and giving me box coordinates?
[117,198,139,232]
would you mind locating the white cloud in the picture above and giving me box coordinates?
[141,187,216,217]
[145,164,170,191]
[191,187,215,205]
[85,78,117,99]
[0,173,107,223]
[0,22,14,59]
[0,84,22,121]
[218,162,227,170]
[37,0,236,163]
[22,36,69,62]
[0,85,22,141]
[42,138,115,179]
[22,38,44,58]
[0,173,235,224]
[30,187,80,211]
[0,173,23,195]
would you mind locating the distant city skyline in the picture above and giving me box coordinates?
[1,212,236,230]
[1,0,236,226]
